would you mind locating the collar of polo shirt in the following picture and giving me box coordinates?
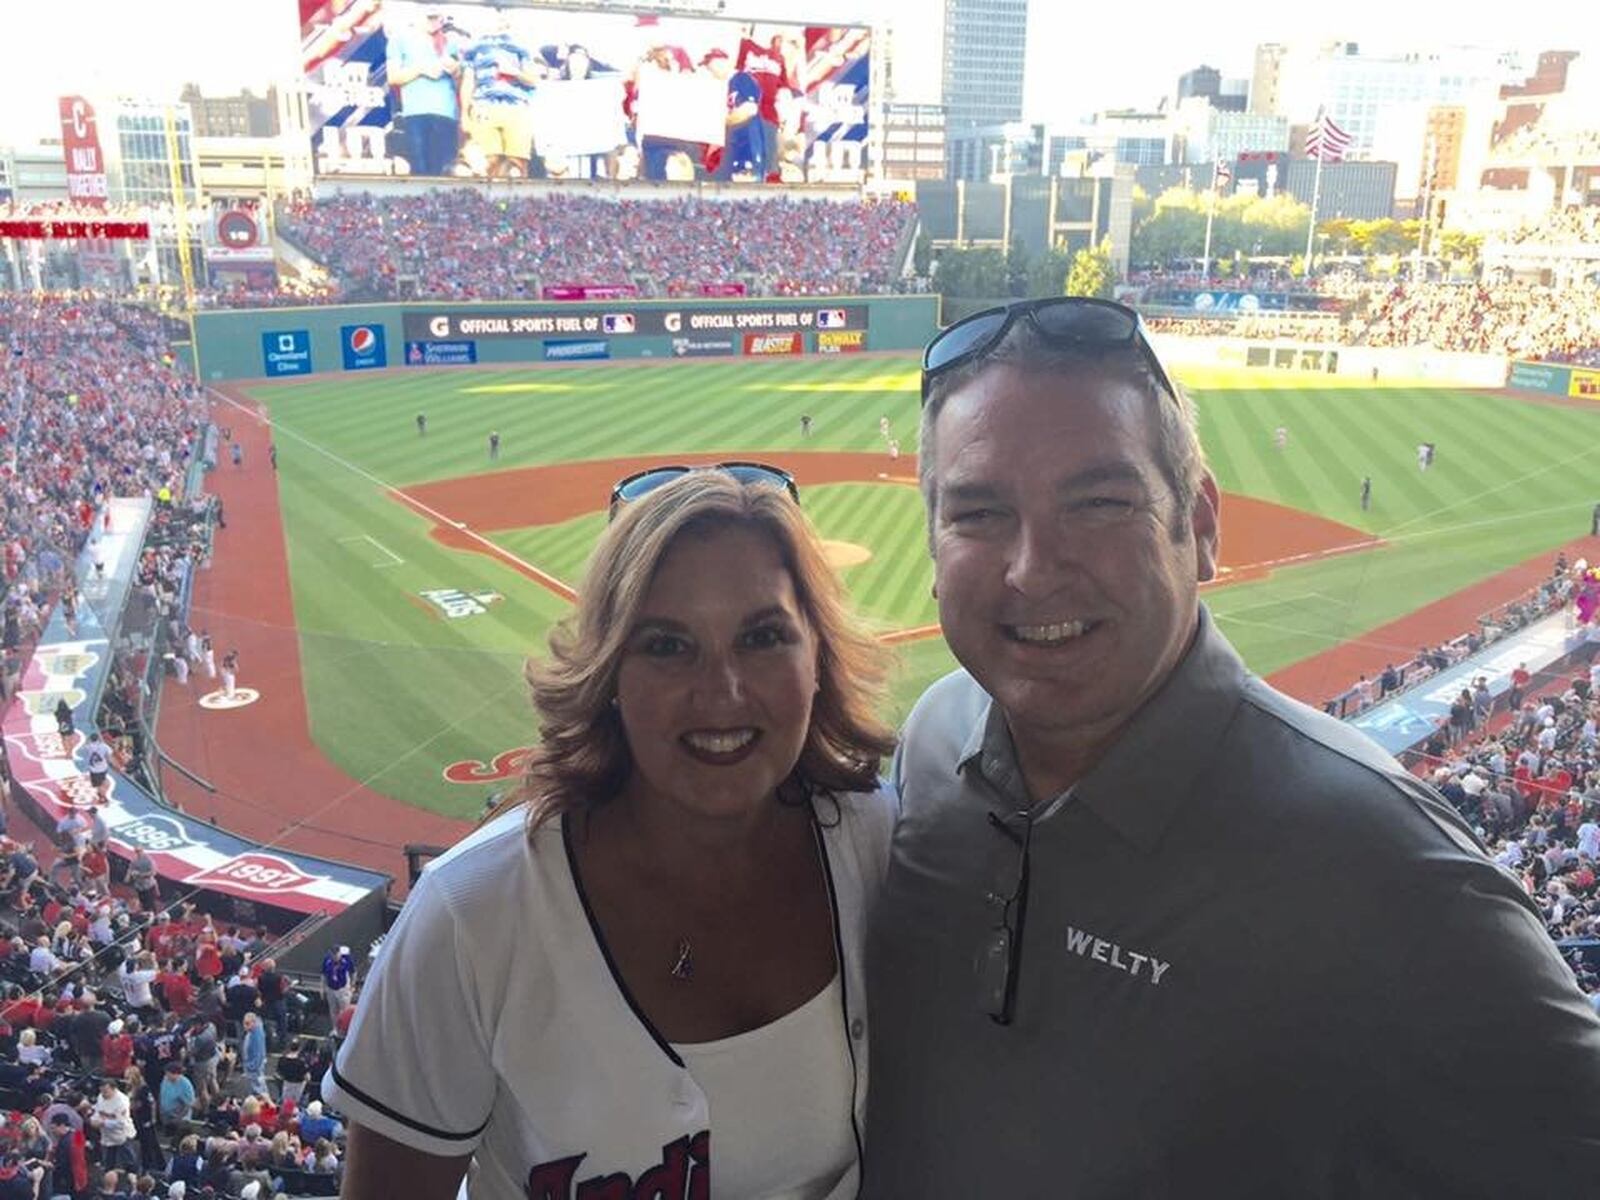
[957,606,1243,851]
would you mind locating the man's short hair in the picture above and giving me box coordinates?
[918,318,1207,544]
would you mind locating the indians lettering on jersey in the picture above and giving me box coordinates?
[525,1132,708,1200]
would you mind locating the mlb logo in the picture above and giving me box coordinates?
[602,313,636,334]
[816,309,847,329]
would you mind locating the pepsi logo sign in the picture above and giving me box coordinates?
[349,326,377,353]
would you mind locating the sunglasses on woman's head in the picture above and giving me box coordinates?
[921,296,1179,406]
[607,461,798,521]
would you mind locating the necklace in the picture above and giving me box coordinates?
[670,938,694,982]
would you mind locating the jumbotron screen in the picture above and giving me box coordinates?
[299,1,871,185]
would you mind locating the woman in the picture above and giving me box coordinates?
[15,1027,50,1067]
[327,468,896,1199]
[123,1066,164,1172]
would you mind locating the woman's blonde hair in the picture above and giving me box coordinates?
[498,470,895,831]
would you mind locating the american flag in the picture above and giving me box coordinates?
[1214,160,1233,190]
[1305,113,1353,163]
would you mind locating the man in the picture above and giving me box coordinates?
[254,957,288,1050]
[387,7,462,177]
[1510,661,1532,711]
[488,429,500,460]
[416,412,428,436]
[320,944,356,1024]
[863,297,1600,1195]
[85,729,113,798]
[90,1079,137,1171]
[457,9,542,177]
[239,1013,268,1097]
[1359,474,1371,511]
[127,847,160,913]
[157,1061,196,1131]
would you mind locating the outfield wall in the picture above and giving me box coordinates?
[1149,334,1510,387]
[1506,360,1600,401]
[191,295,940,382]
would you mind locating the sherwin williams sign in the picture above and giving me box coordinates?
[1507,361,1571,396]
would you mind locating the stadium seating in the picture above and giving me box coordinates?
[274,191,916,301]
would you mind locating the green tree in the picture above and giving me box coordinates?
[1025,246,1072,297]
[1065,240,1116,299]
[934,247,1008,298]
[912,231,932,276]
[1005,237,1031,297]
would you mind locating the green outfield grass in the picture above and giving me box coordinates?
[244,356,1600,817]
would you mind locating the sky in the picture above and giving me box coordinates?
[0,0,1595,145]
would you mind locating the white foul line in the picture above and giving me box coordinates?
[210,387,576,600]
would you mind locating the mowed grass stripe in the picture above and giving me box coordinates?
[247,360,1600,815]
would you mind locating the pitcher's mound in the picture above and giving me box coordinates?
[821,540,872,568]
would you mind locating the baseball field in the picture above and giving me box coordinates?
[166,353,1600,840]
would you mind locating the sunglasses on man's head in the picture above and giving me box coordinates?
[921,296,1178,406]
[607,461,798,520]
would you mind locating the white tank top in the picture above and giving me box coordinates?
[672,974,856,1200]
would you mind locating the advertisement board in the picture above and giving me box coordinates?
[58,96,109,207]
[341,323,388,370]
[744,332,803,355]
[261,330,312,376]
[1569,368,1600,400]
[300,1,870,185]
[817,329,865,353]
[543,338,610,361]
[404,339,478,366]
[402,304,868,342]
[1507,360,1572,396]
[671,336,736,358]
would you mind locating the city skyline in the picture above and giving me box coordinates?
[0,0,1593,147]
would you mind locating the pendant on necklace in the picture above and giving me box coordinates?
[670,938,694,981]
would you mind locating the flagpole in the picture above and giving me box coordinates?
[1201,167,1217,281]
[1304,147,1323,279]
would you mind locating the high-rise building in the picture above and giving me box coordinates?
[1250,43,1288,115]
[179,84,281,139]
[1263,42,1512,159]
[942,0,1029,139]
[1177,67,1223,105]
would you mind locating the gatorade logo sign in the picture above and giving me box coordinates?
[743,332,802,356]
[341,324,387,370]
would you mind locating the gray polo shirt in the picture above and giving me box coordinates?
[864,608,1600,1197]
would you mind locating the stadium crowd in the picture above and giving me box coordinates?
[1320,570,1579,719]
[274,191,915,300]
[1143,278,1600,363]
[0,841,354,1199]
[0,297,209,685]
[1362,280,1600,359]
[1413,651,1600,1015]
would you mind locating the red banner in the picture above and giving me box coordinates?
[0,221,150,240]
[541,283,640,301]
[698,282,747,297]
[58,97,109,208]
[743,332,803,356]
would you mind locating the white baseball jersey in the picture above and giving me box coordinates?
[324,786,894,1199]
